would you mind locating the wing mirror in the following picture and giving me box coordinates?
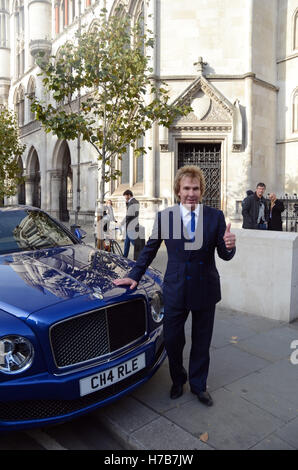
[70,224,87,241]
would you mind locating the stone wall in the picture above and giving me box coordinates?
[216,228,298,322]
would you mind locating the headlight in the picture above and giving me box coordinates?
[150,292,164,323]
[0,336,34,374]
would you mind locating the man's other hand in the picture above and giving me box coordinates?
[113,277,138,290]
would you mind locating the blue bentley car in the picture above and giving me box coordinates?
[0,206,165,431]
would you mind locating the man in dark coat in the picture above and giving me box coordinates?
[242,183,269,229]
[241,189,254,208]
[122,190,140,258]
[114,166,236,407]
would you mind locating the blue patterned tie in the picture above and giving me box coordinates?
[187,210,196,241]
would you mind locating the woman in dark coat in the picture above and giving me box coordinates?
[268,193,285,231]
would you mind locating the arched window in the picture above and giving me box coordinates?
[132,1,146,183]
[14,0,25,77]
[134,136,144,183]
[16,45,25,77]
[14,0,24,36]
[27,77,36,122]
[14,85,25,127]
[293,8,298,51]
[293,89,298,133]
[0,0,9,48]
[62,0,69,28]
[88,19,100,33]
[71,0,76,21]
[55,1,60,34]
[86,0,96,7]
[17,156,25,205]
[121,146,130,184]
[135,1,145,55]
[18,86,25,127]
[110,1,127,18]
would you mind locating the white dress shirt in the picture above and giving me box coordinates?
[180,203,200,236]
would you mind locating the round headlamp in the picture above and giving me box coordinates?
[0,336,34,374]
[150,292,164,323]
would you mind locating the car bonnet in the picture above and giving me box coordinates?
[0,244,140,320]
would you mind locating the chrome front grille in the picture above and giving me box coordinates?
[50,298,147,368]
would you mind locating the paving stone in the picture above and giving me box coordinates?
[225,359,298,421]
[250,434,296,450]
[95,396,159,434]
[216,307,284,333]
[275,416,298,449]
[131,363,194,413]
[234,326,298,362]
[130,416,211,450]
[211,315,256,349]
[207,344,270,391]
[164,388,283,450]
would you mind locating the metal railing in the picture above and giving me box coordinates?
[276,194,298,232]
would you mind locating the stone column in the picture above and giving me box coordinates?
[129,145,134,188]
[144,125,155,198]
[25,176,34,206]
[50,169,62,219]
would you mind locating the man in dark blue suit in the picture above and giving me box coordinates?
[114,166,236,406]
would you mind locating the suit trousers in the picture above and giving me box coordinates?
[163,304,216,393]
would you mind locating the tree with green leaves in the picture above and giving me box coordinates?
[0,106,26,201]
[31,8,190,245]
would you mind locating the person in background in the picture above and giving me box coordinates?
[94,200,117,247]
[268,193,284,231]
[103,200,116,234]
[241,190,254,208]
[122,190,140,258]
[242,183,269,229]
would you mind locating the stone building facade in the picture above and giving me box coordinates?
[1,0,297,233]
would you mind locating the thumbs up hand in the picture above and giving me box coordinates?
[223,223,236,250]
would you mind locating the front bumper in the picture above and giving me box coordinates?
[0,328,165,431]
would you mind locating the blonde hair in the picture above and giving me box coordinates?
[174,165,206,202]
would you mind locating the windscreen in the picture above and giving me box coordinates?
[0,209,74,255]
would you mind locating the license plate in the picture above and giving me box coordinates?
[79,353,146,397]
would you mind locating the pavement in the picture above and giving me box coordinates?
[76,223,298,450]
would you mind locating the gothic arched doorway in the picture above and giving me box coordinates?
[59,144,73,222]
[17,157,25,205]
[27,149,41,208]
[32,152,41,208]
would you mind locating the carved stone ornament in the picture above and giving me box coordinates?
[191,93,211,120]
[172,75,234,118]
[171,74,243,150]
[232,143,242,152]
[172,125,232,132]
[160,143,169,152]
